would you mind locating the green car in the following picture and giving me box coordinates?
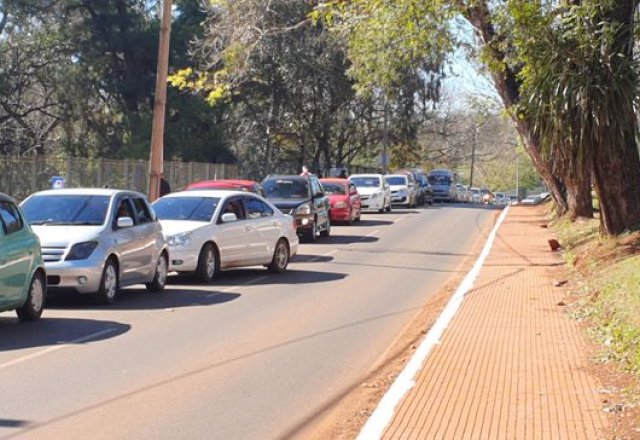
[0,192,46,321]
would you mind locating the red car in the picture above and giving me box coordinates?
[186,179,264,196]
[320,178,362,224]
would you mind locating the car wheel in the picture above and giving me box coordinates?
[93,259,118,305]
[16,272,45,321]
[320,216,331,237]
[305,220,317,243]
[267,239,290,273]
[386,200,392,212]
[146,252,168,292]
[196,243,218,283]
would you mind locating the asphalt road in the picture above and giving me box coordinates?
[0,204,497,440]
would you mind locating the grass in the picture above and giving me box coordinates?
[555,216,640,374]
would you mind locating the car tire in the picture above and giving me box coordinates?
[267,239,289,273]
[385,201,392,212]
[146,252,168,292]
[16,271,45,321]
[320,216,331,238]
[305,220,317,243]
[196,243,218,283]
[93,259,118,305]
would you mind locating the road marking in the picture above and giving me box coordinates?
[357,206,510,440]
[0,328,119,372]
[393,216,409,224]
[363,230,379,239]
[323,249,339,257]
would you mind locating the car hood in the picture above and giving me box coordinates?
[267,198,309,209]
[355,187,382,196]
[159,220,209,237]
[31,225,103,247]
[389,185,408,192]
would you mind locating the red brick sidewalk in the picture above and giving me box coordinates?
[369,206,608,439]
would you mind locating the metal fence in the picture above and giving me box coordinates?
[0,155,237,201]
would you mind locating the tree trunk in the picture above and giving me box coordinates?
[565,172,593,221]
[592,129,640,235]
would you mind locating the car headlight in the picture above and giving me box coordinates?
[167,232,192,247]
[334,201,347,209]
[398,189,407,197]
[66,241,99,261]
[296,203,311,215]
[371,193,379,199]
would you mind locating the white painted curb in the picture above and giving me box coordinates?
[357,206,511,440]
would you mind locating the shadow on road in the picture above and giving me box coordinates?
[46,289,241,311]
[169,268,347,287]
[314,235,379,245]
[0,419,30,428]
[349,219,394,227]
[291,254,335,263]
[0,317,130,352]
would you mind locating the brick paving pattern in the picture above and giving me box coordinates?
[383,206,608,439]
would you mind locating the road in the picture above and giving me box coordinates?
[0,204,496,439]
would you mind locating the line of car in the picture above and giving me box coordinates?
[0,169,434,321]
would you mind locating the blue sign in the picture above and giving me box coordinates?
[50,176,65,189]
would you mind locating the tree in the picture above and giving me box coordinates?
[320,0,640,234]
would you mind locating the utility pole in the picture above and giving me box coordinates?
[516,149,520,202]
[382,97,389,175]
[469,123,477,187]
[148,0,172,201]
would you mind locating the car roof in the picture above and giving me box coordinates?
[320,178,349,184]
[349,174,383,178]
[188,179,258,188]
[157,190,252,199]
[384,174,408,179]
[263,175,309,181]
[28,188,142,198]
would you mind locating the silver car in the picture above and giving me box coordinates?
[21,189,169,304]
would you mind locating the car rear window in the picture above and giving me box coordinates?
[428,175,451,185]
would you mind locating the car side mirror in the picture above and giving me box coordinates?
[117,217,134,228]
[221,212,238,223]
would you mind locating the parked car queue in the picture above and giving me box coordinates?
[0,171,436,320]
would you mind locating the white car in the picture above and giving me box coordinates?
[384,174,416,207]
[152,190,299,281]
[349,174,392,213]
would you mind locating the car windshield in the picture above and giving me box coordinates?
[322,183,347,195]
[263,179,309,198]
[428,175,451,185]
[385,176,407,186]
[351,177,380,188]
[153,197,220,222]
[22,195,110,226]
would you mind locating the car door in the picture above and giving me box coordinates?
[242,196,279,263]
[130,196,159,280]
[111,196,146,283]
[310,178,329,228]
[215,196,250,268]
[0,201,33,306]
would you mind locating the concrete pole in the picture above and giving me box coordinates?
[148,0,172,201]
[383,97,389,175]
